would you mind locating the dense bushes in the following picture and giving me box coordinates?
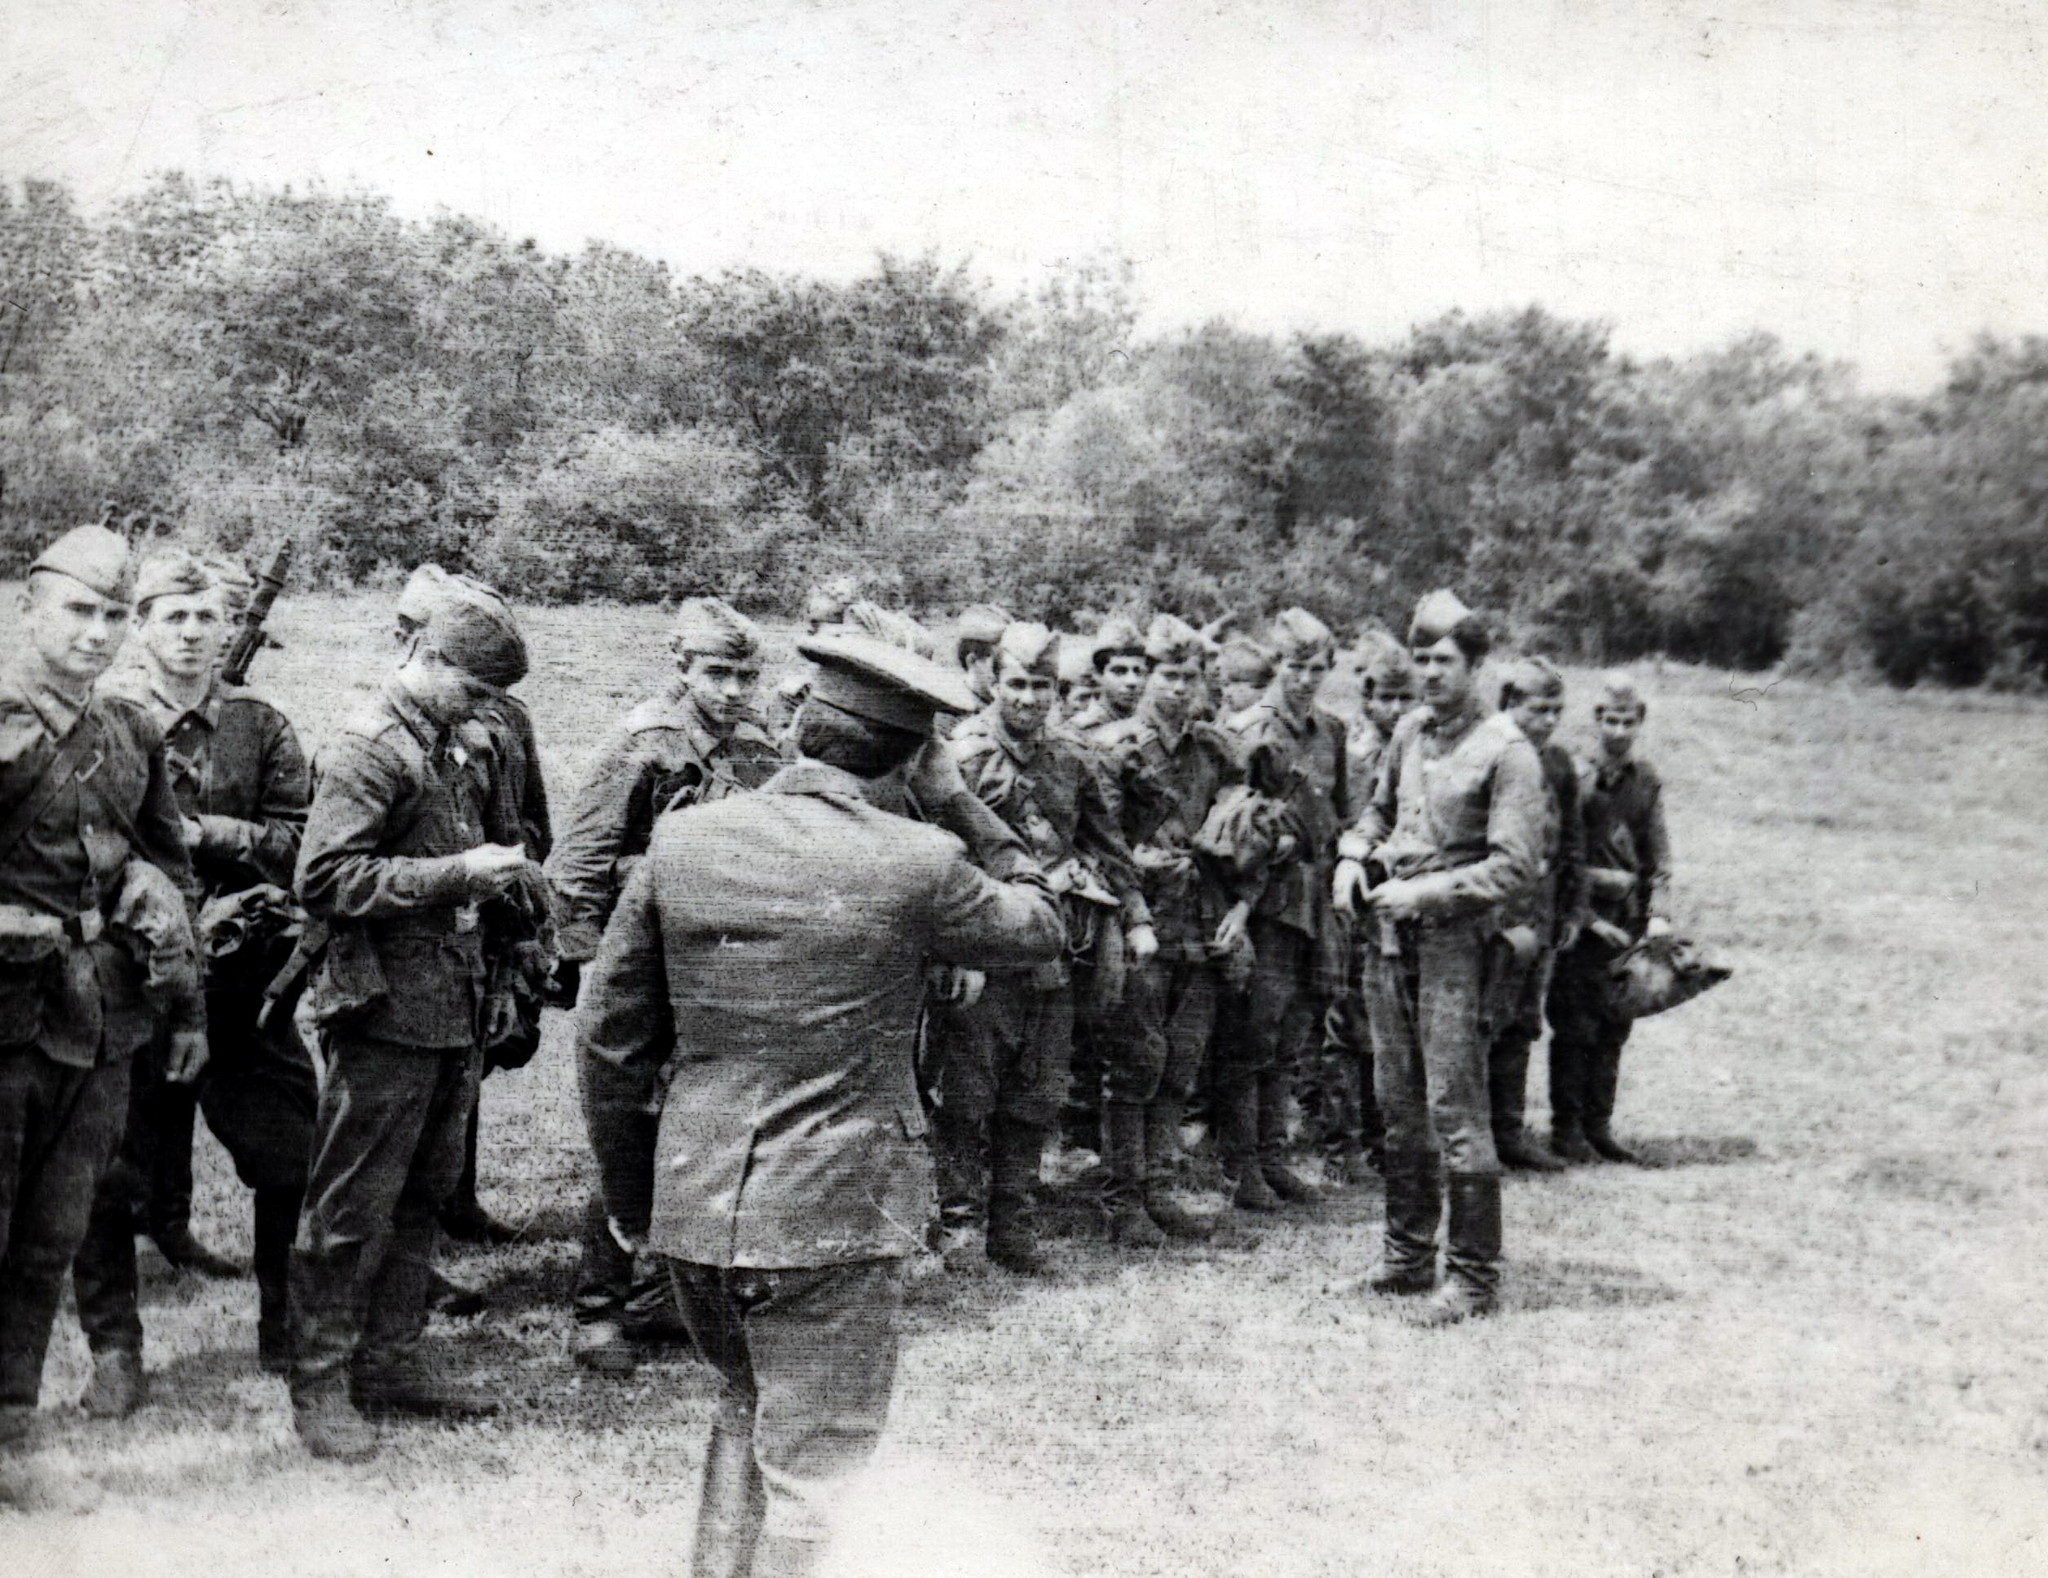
[4,173,2046,686]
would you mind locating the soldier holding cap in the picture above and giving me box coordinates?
[1545,671,1673,1165]
[1220,607,1352,1211]
[70,547,316,1415]
[576,629,1061,1578]
[1,526,203,1502]
[546,596,782,1375]
[1333,590,1546,1324]
[286,574,541,1460]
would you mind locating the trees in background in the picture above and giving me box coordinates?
[4,172,2046,686]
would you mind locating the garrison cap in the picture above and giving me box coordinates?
[1090,615,1149,669]
[396,563,452,628]
[1268,607,1335,660]
[1201,611,1242,647]
[423,580,528,687]
[1408,588,1477,648]
[841,600,939,661]
[1057,637,1096,689]
[204,554,257,616]
[1596,670,1648,716]
[29,524,136,602]
[798,630,978,733]
[1356,633,1418,691]
[954,603,1013,652]
[133,547,218,609]
[1144,613,1205,666]
[1216,636,1276,684]
[996,622,1062,679]
[1499,654,1566,701]
[670,597,764,661]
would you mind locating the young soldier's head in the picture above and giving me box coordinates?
[1268,608,1335,718]
[670,597,765,734]
[21,524,134,690]
[1593,672,1648,762]
[1143,614,1205,726]
[994,623,1061,742]
[133,549,230,685]
[1358,643,1421,737]
[953,603,1013,704]
[1091,615,1151,718]
[1215,637,1275,717]
[1499,655,1567,749]
[1056,637,1097,718]
[1407,589,1491,715]
[394,562,451,647]
[399,579,527,727]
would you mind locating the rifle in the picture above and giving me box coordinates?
[220,540,294,686]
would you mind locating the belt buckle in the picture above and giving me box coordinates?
[452,903,480,935]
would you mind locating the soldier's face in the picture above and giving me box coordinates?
[1364,681,1417,736]
[1276,649,1332,714]
[1099,655,1150,714]
[994,659,1057,738]
[1219,677,1264,715]
[680,654,761,730]
[1596,704,1644,759]
[139,588,230,681]
[1509,692,1565,748]
[22,574,130,687]
[1413,637,1476,710]
[1149,660,1201,723]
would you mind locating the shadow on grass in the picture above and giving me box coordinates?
[1509,1255,1684,1313]
[1628,1134,1760,1169]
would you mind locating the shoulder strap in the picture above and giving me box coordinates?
[0,710,105,862]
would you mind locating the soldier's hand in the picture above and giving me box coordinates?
[460,843,534,894]
[165,1028,209,1084]
[543,958,581,1010]
[1590,918,1632,950]
[1331,858,1370,916]
[1126,923,1159,965]
[1212,899,1252,954]
[904,737,970,810]
[1645,915,1674,941]
[1366,877,1424,921]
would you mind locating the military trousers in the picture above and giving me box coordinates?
[1114,953,1217,1108]
[75,987,318,1356]
[1364,915,1501,1177]
[1226,918,1325,1094]
[575,1044,680,1334]
[1487,946,1557,1144]
[288,1035,478,1393]
[929,971,1073,1132]
[0,1043,129,1410]
[1546,935,1634,1133]
[667,1256,906,1542]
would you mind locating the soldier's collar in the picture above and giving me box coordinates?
[661,682,727,756]
[1422,698,1483,742]
[1140,700,1188,753]
[983,707,1042,764]
[382,676,447,753]
[6,658,90,738]
[767,759,878,804]
[145,670,224,733]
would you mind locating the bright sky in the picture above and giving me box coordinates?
[5,0,2044,391]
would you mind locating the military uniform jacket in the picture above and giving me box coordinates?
[1339,704,1546,923]
[102,671,309,900]
[1092,706,1246,953]
[1229,694,1352,939]
[296,680,495,1049]
[0,663,199,1066]
[947,709,1152,932]
[1500,738,1589,944]
[461,692,551,859]
[546,688,781,962]
[1578,753,1671,935]
[577,760,1063,1268]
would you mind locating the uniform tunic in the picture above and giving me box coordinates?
[0,662,197,1411]
[577,759,1060,1537]
[1341,703,1545,1174]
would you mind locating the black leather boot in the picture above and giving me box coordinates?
[1584,1036,1641,1163]
[1411,1173,1501,1326]
[1360,1153,1440,1296]
[1218,1080,1280,1212]
[1256,1067,1319,1203]
[1142,1097,1212,1239]
[1101,1102,1168,1247]
[689,1419,765,1578]
[254,1187,299,1375]
[987,1118,1049,1274]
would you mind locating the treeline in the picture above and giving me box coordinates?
[4,172,2047,685]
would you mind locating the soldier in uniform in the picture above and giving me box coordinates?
[72,549,316,1414]
[1088,615,1251,1244]
[1545,672,1674,1165]
[1333,591,1546,1324]
[545,598,781,1374]
[1486,657,1587,1172]
[576,631,1061,1578]
[1213,637,1275,723]
[1221,608,1351,1210]
[952,603,1013,708]
[1065,615,1150,737]
[1,526,203,1503]
[929,623,1153,1273]
[287,579,540,1460]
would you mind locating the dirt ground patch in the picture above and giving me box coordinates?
[8,599,2047,1577]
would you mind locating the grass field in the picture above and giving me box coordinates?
[9,595,2048,1578]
